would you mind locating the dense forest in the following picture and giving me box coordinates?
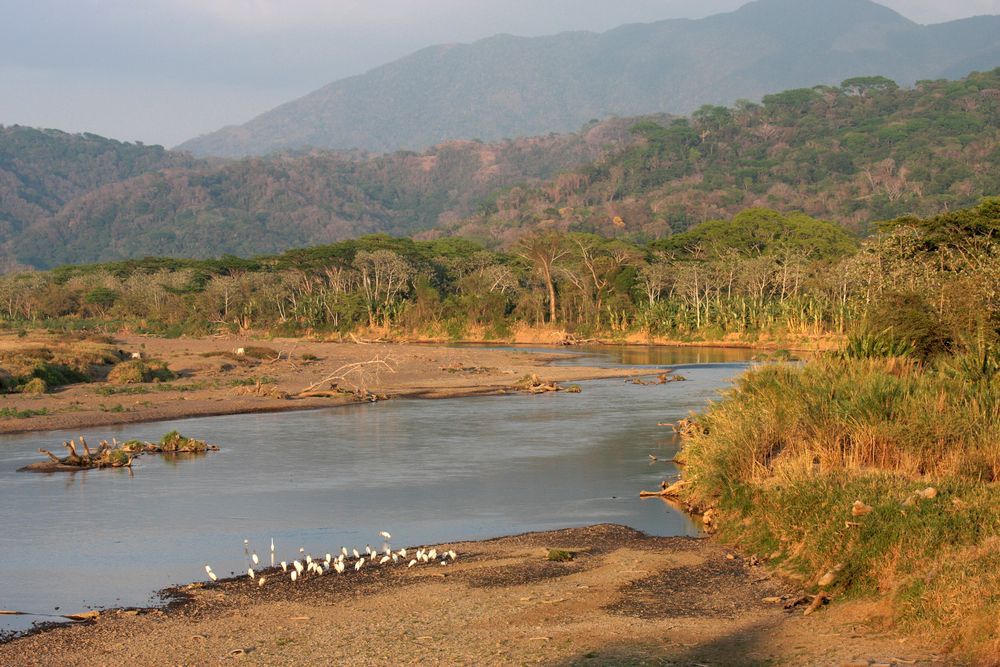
[443,69,1000,243]
[1,200,996,353]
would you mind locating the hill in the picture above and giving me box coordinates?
[0,126,195,269]
[177,0,1000,157]
[437,68,1000,243]
[9,119,642,268]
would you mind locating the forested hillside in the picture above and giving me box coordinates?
[7,119,641,268]
[178,0,1000,156]
[5,69,1000,269]
[441,69,1000,243]
[0,127,196,269]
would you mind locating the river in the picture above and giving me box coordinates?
[0,345,752,635]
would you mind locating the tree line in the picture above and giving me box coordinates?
[2,201,996,350]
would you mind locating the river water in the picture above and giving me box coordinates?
[0,345,752,635]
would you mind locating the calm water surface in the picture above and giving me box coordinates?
[0,345,752,634]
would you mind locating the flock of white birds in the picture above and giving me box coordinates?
[203,531,458,588]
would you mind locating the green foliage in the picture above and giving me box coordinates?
[652,209,856,259]
[0,407,50,419]
[839,332,915,360]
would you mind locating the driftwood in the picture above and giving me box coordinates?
[628,373,686,385]
[514,374,581,394]
[20,436,134,473]
[639,479,690,498]
[297,355,396,401]
[19,432,218,473]
[557,334,599,346]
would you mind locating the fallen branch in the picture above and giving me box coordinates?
[639,479,690,498]
[297,355,396,399]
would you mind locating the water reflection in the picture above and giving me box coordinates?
[0,346,752,635]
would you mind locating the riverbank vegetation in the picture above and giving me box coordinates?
[2,199,996,348]
[675,200,1000,664]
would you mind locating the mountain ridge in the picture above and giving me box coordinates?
[177,0,1000,157]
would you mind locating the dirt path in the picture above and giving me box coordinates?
[0,335,656,435]
[0,525,949,666]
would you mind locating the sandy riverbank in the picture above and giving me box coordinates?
[0,334,661,436]
[0,524,945,666]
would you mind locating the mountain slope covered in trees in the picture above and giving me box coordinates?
[0,126,196,268]
[178,0,1000,157]
[439,68,1000,244]
[5,69,1000,269]
[8,119,641,268]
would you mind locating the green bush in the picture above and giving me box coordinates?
[865,292,951,359]
[107,359,176,384]
[31,362,89,387]
[21,377,48,394]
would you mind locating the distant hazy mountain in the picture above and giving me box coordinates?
[178,0,1000,157]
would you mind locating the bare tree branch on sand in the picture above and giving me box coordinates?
[297,355,396,401]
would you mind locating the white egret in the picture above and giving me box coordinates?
[205,565,218,582]
[258,576,266,588]
[353,549,360,559]
[399,548,407,558]
[428,549,437,560]
[355,558,365,571]
[248,567,255,579]
[379,531,391,540]
[407,559,417,568]
[365,544,372,556]
[281,561,288,572]
[448,550,457,561]
[392,554,399,564]
[251,553,259,566]
[325,553,332,563]
[290,570,297,582]
[379,555,390,565]
[294,560,304,575]
[270,539,276,567]
[341,547,348,557]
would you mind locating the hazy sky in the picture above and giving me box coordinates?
[2,0,999,147]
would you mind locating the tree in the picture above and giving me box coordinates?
[841,76,898,97]
[353,250,413,328]
[517,232,568,325]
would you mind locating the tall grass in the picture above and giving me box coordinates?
[678,352,1000,664]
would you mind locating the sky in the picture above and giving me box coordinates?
[2,0,1000,148]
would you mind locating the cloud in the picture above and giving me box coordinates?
[880,0,1000,23]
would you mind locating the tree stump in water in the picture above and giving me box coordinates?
[18,432,219,473]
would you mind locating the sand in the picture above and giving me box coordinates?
[0,334,656,436]
[0,525,947,666]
